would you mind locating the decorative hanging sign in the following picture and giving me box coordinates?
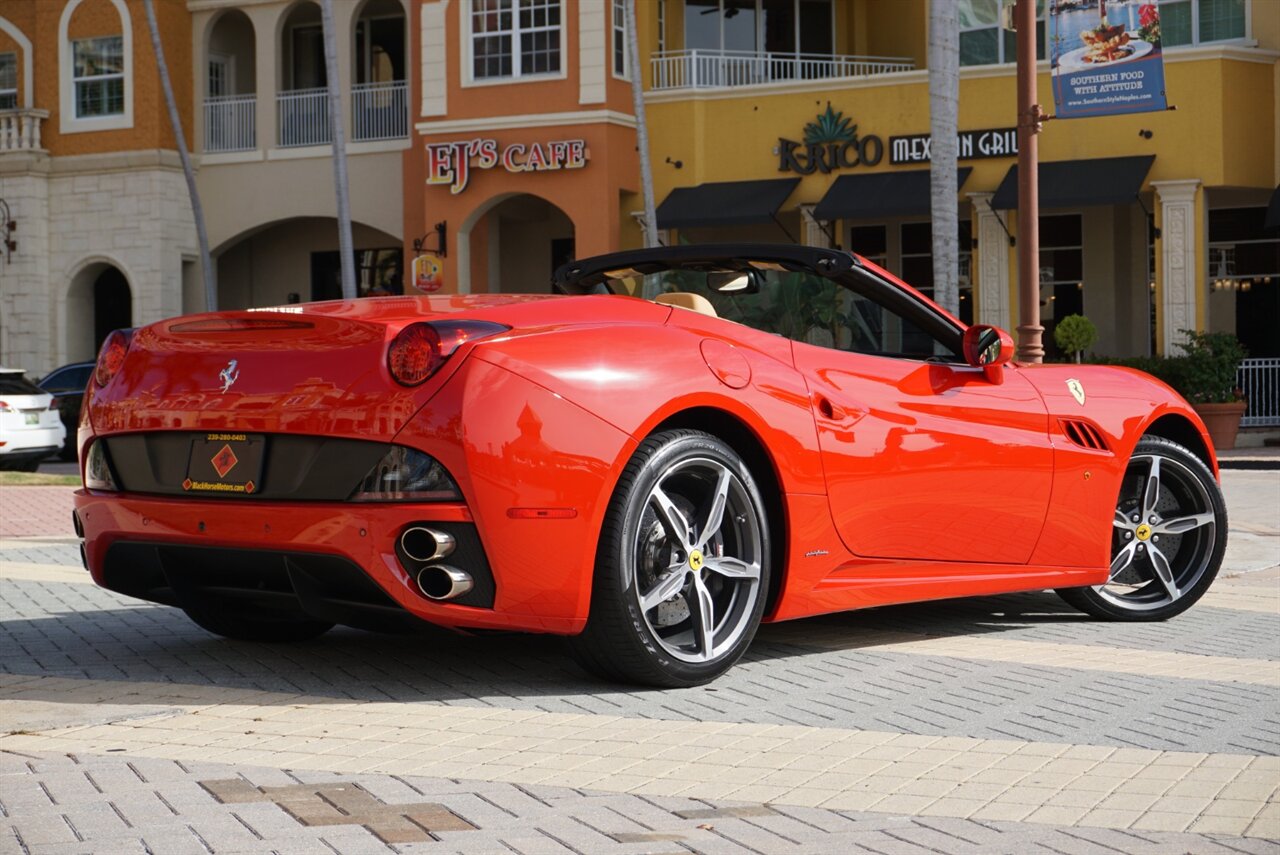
[1050,0,1167,118]
[411,253,444,293]
[426,139,588,194]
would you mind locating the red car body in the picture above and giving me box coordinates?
[73,246,1217,644]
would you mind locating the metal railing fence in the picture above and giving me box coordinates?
[1239,358,1280,427]
[277,87,331,148]
[650,49,914,90]
[204,94,256,153]
[352,80,408,142]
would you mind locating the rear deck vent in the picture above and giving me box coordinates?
[1059,418,1111,452]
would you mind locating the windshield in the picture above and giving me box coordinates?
[592,265,962,362]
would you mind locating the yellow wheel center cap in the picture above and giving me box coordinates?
[1135,524,1152,541]
[688,550,704,571]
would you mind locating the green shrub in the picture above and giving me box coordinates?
[1053,314,1098,363]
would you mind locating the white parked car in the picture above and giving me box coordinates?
[0,368,66,472]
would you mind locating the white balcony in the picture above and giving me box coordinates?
[204,94,256,153]
[650,49,915,91]
[0,109,49,153]
[352,80,408,142]
[277,87,331,148]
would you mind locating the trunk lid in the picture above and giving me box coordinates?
[88,294,667,440]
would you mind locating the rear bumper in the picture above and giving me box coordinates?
[73,490,573,634]
[0,424,65,458]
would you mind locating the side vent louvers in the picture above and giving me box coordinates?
[1059,418,1111,452]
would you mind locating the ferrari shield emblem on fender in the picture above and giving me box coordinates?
[1066,378,1086,406]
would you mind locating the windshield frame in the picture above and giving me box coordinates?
[553,243,967,361]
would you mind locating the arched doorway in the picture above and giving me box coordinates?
[463,194,575,294]
[352,0,408,141]
[66,262,132,363]
[204,8,257,152]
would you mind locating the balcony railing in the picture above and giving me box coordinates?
[204,94,256,153]
[0,109,49,153]
[278,87,331,148]
[352,80,408,142]
[1239,358,1280,427]
[651,49,915,90]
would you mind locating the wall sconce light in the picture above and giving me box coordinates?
[665,157,683,169]
[1138,129,1154,139]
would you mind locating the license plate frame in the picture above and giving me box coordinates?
[184,433,266,496]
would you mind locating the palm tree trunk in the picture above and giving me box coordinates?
[142,0,215,311]
[928,0,960,315]
[320,0,357,300]
[626,0,658,250]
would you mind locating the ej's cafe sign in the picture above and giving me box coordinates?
[426,138,588,195]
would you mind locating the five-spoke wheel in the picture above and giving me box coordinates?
[569,430,770,686]
[1058,436,1226,621]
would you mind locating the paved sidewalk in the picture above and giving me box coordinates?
[1,472,1276,853]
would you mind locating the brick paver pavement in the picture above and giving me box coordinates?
[1,470,1277,853]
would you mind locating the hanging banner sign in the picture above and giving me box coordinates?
[1049,0,1167,118]
[889,128,1019,165]
[426,139,588,195]
[411,253,444,293]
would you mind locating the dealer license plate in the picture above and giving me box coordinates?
[184,433,265,496]
[24,413,37,425]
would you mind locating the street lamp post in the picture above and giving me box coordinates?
[1015,0,1046,362]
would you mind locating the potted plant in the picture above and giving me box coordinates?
[1169,330,1248,450]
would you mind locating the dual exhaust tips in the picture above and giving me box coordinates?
[400,526,473,601]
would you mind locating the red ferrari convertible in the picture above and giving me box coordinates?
[74,245,1226,686]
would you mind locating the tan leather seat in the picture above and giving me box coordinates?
[655,291,718,317]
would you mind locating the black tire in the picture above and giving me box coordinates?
[568,429,771,688]
[183,605,333,642]
[1056,435,1226,621]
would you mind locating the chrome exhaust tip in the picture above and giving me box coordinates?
[400,526,456,563]
[416,565,474,601]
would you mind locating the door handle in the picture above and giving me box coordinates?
[814,393,868,425]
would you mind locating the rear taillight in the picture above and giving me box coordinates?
[48,397,60,411]
[387,321,507,387]
[94,329,132,388]
[0,400,11,413]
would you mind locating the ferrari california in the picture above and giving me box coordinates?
[73,245,1226,686]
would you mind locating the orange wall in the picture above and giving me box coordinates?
[429,0,634,121]
[1,2,34,108]
[23,0,193,157]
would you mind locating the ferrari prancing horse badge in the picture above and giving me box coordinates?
[1066,378,1086,406]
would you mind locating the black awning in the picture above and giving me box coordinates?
[812,168,973,221]
[655,178,800,229]
[1265,184,1280,231]
[991,155,1155,210]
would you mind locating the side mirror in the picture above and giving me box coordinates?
[963,325,1014,379]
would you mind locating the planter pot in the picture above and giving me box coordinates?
[1192,401,1247,451]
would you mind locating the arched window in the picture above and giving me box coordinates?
[58,0,134,133]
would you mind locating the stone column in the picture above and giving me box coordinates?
[1152,179,1202,355]
[799,205,832,249]
[249,5,278,150]
[969,192,1011,330]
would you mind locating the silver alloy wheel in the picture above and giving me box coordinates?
[1101,453,1217,611]
[632,456,763,664]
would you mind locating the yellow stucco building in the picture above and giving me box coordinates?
[633,0,1278,362]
